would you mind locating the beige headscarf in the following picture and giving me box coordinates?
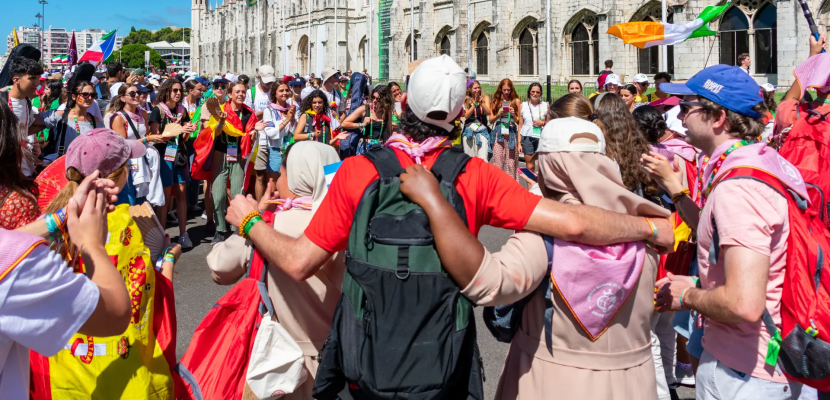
[284,141,340,215]
[537,151,668,218]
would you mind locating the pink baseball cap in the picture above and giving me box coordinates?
[65,128,146,177]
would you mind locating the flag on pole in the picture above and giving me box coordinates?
[12,27,19,47]
[68,31,78,66]
[606,1,730,49]
[246,0,257,6]
[78,29,117,65]
[51,55,61,63]
[60,55,69,64]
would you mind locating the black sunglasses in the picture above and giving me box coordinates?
[76,92,96,99]
[125,91,138,98]
[214,84,227,90]
[678,101,706,116]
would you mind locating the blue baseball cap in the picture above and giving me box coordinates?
[659,65,763,118]
[134,84,151,94]
[289,77,306,87]
[213,78,230,85]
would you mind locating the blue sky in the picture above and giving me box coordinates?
[2,0,194,54]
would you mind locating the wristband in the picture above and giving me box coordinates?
[693,276,701,288]
[671,188,691,204]
[243,216,263,238]
[238,211,262,238]
[679,287,692,310]
[163,252,176,264]
[644,217,658,242]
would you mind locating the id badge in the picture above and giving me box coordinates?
[164,143,178,162]
[469,122,481,132]
[533,126,542,136]
[128,159,139,171]
[227,143,238,162]
[501,123,509,136]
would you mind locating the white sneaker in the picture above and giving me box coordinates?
[179,232,193,249]
[201,213,207,220]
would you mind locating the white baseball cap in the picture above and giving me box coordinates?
[633,73,649,83]
[300,86,315,100]
[259,65,277,84]
[225,73,238,83]
[604,74,621,88]
[761,83,776,92]
[539,117,606,154]
[407,55,466,132]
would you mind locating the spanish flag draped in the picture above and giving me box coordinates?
[607,1,730,49]
[30,205,180,400]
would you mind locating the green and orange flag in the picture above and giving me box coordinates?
[607,1,730,49]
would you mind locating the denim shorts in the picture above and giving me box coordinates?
[160,160,191,187]
[521,136,540,155]
[266,147,282,173]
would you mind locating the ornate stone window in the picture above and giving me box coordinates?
[476,33,489,76]
[440,36,451,56]
[569,13,599,75]
[719,1,776,74]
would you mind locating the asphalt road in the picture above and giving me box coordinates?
[168,207,694,400]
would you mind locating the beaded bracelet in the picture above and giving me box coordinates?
[238,211,262,238]
[679,287,692,310]
[243,216,263,239]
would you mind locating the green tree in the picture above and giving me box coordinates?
[122,29,153,46]
[104,44,166,69]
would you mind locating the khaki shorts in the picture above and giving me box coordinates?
[254,145,269,171]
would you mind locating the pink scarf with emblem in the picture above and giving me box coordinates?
[539,152,669,340]
[157,102,185,124]
[383,133,453,164]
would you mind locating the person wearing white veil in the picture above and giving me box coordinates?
[207,141,345,400]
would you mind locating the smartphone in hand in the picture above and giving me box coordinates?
[518,167,537,181]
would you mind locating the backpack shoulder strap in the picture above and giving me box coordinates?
[717,167,805,209]
[430,147,470,186]
[248,211,276,316]
[364,147,405,180]
[541,234,555,353]
[121,111,141,140]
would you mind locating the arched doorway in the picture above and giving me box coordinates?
[298,35,309,74]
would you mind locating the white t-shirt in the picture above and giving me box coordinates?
[520,101,548,139]
[109,82,125,99]
[250,85,272,145]
[0,245,99,399]
[8,97,36,176]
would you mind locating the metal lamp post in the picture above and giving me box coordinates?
[39,1,48,64]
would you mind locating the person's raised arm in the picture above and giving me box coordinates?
[340,105,368,131]
[225,193,333,281]
[641,151,700,228]
[782,33,827,103]
[400,165,484,287]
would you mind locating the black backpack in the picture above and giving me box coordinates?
[313,147,484,400]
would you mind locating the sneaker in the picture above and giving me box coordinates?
[211,231,226,245]
[167,211,179,225]
[189,204,203,212]
[201,213,207,220]
[179,232,193,249]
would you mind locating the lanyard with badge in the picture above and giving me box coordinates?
[531,102,543,136]
[163,112,180,162]
[501,101,511,136]
[227,137,239,162]
[468,103,482,132]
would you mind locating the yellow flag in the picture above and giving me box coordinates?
[12,27,19,47]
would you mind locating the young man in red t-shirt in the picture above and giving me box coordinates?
[226,55,673,282]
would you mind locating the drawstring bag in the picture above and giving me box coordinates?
[246,312,307,399]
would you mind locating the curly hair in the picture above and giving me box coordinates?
[370,85,395,140]
[595,93,658,195]
[299,89,331,116]
[762,90,777,116]
[156,79,183,105]
[0,101,37,200]
[631,105,668,144]
[490,78,518,114]
[398,107,462,142]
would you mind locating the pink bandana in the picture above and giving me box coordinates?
[122,109,141,123]
[383,133,452,164]
[265,196,313,212]
[158,102,185,124]
[270,101,291,112]
[661,138,698,163]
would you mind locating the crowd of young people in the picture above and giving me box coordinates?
[2,29,830,400]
